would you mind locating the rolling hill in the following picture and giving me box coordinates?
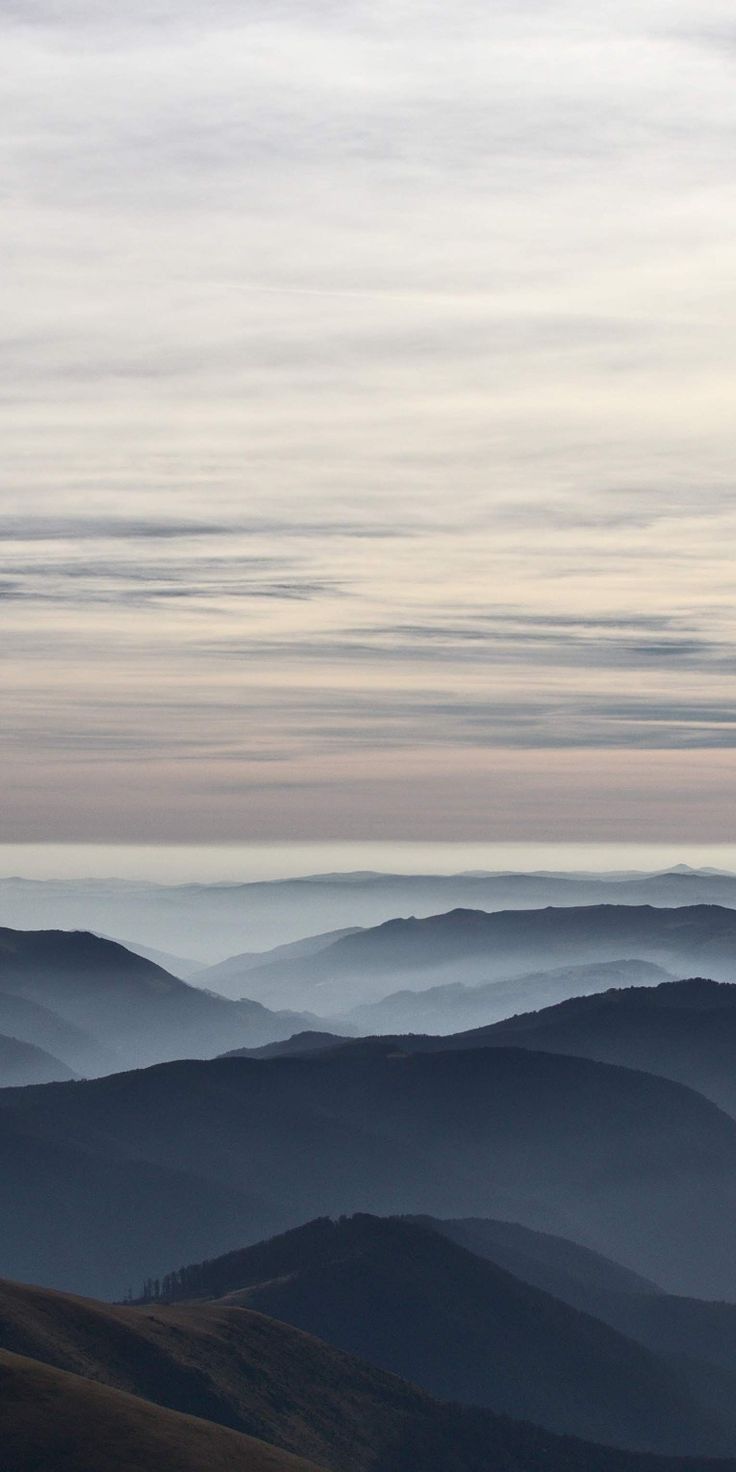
[438,978,736,1116]
[6,866,736,959]
[2,1271,736,1471]
[343,959,673,1034]
[224,904,736,1012]
[137,1213,736,1455]
[6,1044,736,1296]
[427,1215,736,1388]
[0,1349,323,1472]
[0,927,325,1071]
[410,1214,662,1308]
[0,1032,75,1087]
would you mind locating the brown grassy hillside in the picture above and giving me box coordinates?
[0,1347,324,1472]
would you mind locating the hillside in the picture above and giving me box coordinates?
[0,1107,277,1298]
[228,904,736,1012]
[0,1349,323,1472]
[6,1044,736,1299]
[343,960,674,1034]
[412,1215,662,1307]
[0,927,325,1070]
[441,979,736,1115]
[430,1215,736,1388]
[0,1032,75,1087]
[136,1214,736,1455]
[0,988,121,1075]
[3,1275,736,1472]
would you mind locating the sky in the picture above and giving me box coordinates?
[3,0,736,843]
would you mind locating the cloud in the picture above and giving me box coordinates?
[3,0,736,838]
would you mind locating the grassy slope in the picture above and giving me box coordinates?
[0,1347,324,1472]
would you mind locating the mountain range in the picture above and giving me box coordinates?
[6,1267,736,1472]
[6,866,736,961]
[5,1036,736,1296]
[341,959,674,1034]
[424,977,736,1116]
[201,902,736,1014]
[134,1213,736,1455]
[0,927,326,1078]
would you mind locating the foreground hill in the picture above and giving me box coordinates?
[444,979,736,1116]
[6,1045,736,1296]
[0,928,323,1071]
[0,1031,75,1086]
[2,1274,736,1472]
[0,1349,323,1472]
[229,904,736,1012]
[139,1214,736,1455]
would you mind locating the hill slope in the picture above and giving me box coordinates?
[411,1214,662,1307]
[5,1044,736,1296]
[2,1275,736,1472]
[232,904,736,1012]
[0,1349,323,1472]
[140,1214,736,1455]
[446,978,736,1116]
[0,927,325,1070]
[0,1031,75,1086]
[428,1216,736,1390]
[345,960,674,1035]
[0,1107,278,1298]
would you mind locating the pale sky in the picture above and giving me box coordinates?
[3,0,736,842]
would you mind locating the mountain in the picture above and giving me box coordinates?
[3,1277,735,1472]
[0,987,122,1075]
[0,1106,278,1298]
[412,1215,662,1308]
[0,1350,322,1472]
[7,867,736,960]
[344,960,673,1035]
[233,904,736,1013]
[139,1213,736,1456]
[7,1044,736,1296]
[0,1032,75,1086]
[200,928,364,998]
[427,1215,736,1400]
[222,1030,352,1060]
[0,927,327,1070]
[440,979,736,1116]
[97,935,202,980]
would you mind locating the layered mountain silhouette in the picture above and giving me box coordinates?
[0,928,325,1071]
[425,1214,736,1423]
[218,903,736,1013]
[138,1213,736,1455]
[6,866,736,959]
[4,1275,736,1472]
[426,978,736,1115]
[343,959,673,1034]
[0,1105,276,1298]
[0,986,122,1076]
[409,1214,662,1307]
[199,928,364,993]
[0,1031,75,1086]
[6,1042,736,1296]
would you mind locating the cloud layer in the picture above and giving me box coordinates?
[3,0,736,839]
